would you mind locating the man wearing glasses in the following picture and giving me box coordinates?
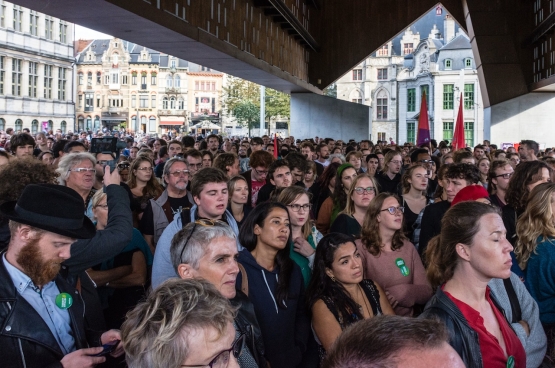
[141,157,194,253]
[489,160,514,208]
[184,149,204,177]
[241,150,275,207]
[168,222,268,368]
[122,278,243,368]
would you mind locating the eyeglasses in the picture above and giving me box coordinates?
[354,187,375,195]
[137,167,153,171]
[254,168,268,176]
[495,172,514,179]
[419,159,432,164]
[179,219,223,262]
[118,163,130,170]
[94,203,108,210]
[390,160,402,165]
[380,206,404,215]
[181,332,245,368]
[169,169,190,177]
[68,168,96,173]
[287,203,312,212]
[188,163,203,169]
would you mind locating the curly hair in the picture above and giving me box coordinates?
[360,193,408,256]
[0,159,58,202]
[444,163,481,184]
[515,182,555,270]
[505,161,552,212]
[212,153,237,176]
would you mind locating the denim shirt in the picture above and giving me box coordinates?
[3,254,75,354]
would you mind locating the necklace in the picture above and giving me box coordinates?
[357,284,372,318]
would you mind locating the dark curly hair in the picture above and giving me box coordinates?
[0,159,58,203]
[505,161,552,212]
[444,163,481,184]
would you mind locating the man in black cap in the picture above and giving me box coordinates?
[0,184,124,367]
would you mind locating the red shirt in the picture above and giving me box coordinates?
[251,179,265,207]
[445,287,526,368]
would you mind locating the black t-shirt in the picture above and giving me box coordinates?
[140,194,193,235]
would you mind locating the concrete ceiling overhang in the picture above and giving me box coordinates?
[10,0,322,94]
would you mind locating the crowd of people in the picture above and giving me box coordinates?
[1,127,555,368]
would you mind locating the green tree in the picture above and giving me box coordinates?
[232,100,260,136]
[323,83,337,98]
[265,88,290,121]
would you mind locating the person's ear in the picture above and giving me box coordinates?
[325,268,334,279]
[193,195,201,206]
[254,224,262,236]
[456,243,471,262]
[177,263,194,279]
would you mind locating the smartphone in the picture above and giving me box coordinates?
[91,340,120,357]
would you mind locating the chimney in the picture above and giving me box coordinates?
[444,15,455,43]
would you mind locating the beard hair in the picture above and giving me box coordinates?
[17,236,61,287]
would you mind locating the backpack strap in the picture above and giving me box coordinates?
[503,277,522,323]
[180,207,192,228]
[238,263,249,297]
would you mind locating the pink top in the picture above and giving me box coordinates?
[355,239,432,316]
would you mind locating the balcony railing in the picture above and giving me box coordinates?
[108,107,122,113]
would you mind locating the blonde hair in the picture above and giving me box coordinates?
[515,182,555,269]
[341,173,378,216]
[91,188,106,208]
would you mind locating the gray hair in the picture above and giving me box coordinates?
[56,152,96,185]
[121,278,236,368]
[163,157,188,177]
[170,221,237,271]
[327,153,346,164]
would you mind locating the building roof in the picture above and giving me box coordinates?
[440,34,471,50]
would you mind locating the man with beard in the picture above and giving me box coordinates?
[316,142,330,167]
[0,184,124,367]
[238,143,250,173]
[140,157,194,253]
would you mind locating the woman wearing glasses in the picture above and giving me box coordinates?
[127,157,163,228]
[356,193,432,316]
[306,233,394,358]
[329,174,378,238]
[400,164,433,243]
[117,161,130,182]
[278,186,323,287]
[237,202,312,368]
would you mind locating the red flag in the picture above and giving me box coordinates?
[417,91,431,146]
[273,134,278,158]
[452,93,466,150]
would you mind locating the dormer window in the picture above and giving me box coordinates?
[445,59,452,70]
[465,58,473,69]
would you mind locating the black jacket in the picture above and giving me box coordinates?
[0,255,102,368]
[232,290,268,368]
[420,288,509,368]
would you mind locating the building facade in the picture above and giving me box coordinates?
[336,10,484,146]
[0,1,74,133]
[76,38,224,135]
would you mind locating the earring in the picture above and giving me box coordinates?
[329,274,336,282]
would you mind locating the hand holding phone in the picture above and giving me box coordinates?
[90,340,120,357]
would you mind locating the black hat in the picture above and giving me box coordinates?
[0,184,96,239]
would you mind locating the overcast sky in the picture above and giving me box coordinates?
[75,24,112,40]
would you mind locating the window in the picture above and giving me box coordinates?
[30,13,38,36]
[104,75,109,85]
[465,58,472,69]
[78,117,84,131]
[178,98,184,110]
[377,68,388,80]
[140,75,147,88]
[140,95,148,108]
[0,56,4,94]
[443,121,454,141]
[166,75,173,88]
[407,122,416,144]
[174,75,180,88]
[44,65,52,99]
[420,85,429,102]
[86,117,92,130]
[94,116,100,130]
[78,73,83,85]
[31,120,38,134]
[151,75,156,85]
[13,8,22,32]
[404,43,414,54]
[212,82,216,91]
[151,94,156,108]
[201,82,205,91]
[111,72,119,84]
[162,97,168,109]
[59,23,67,43]
[377,44,388,56]
[12,59,21,96]
[96,72,101,84]
[377,132,386,141]
[15,119,22,132]
[443,84,454,110]
[78,95,82,108]
[131,75,137,85]
[96,97,101,108]
[170,97,176,109]
[351,90,363,104]
[58,68,66,100]
[45,18,54,40]
[131,94,136,108]
[122,75,128,85]
[87,72,92,87]
[464,122,474,147]
[60,120,67,134]
[351,98,362,104]
[149,117,156,132]
[445,59,452,70]
[464,84,474,109]
[407,88,416,112]
[0,5,5,28]
[28,62,38,98]
[377,98,388,119]
[195,81,199,90]
[352,69,362,81]
[85,93,94,111]
[171,59,176,68]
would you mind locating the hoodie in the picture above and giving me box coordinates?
[237,249,310,368]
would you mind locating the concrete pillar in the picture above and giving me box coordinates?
[290,93,371,141]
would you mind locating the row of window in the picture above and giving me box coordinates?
[78,71,158,88]
[0,118,63,133]
[4,6,68,43]
[404,84,474,112]
[0,57,67,99]
[405,121,474,146]
[78,94,217,112]
[444,58,473,70]
[352,68,388,81]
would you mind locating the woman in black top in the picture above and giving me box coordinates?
[227,175,252,228]
[400,164,432,242]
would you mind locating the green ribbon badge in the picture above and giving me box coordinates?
[506,356,514,368]
[55,292,73,310]
[395,258,410,277]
